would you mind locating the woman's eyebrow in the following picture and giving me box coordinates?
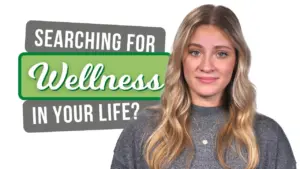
[215,45,233,50]
[188,43,203,48]
[188,43,233,50]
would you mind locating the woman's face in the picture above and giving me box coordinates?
[182,25,236,105]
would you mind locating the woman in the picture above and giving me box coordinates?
[110,4,297,169]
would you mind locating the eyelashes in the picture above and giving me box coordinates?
[188,50,201,56]
[216,51,229,58]
[188,50,229,58]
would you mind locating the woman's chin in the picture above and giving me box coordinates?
[196,90,219,98]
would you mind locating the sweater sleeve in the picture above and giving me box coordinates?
[110,108,160,169]
[110,120,137,169]
[111,156,129,169]
[275,123,297,169]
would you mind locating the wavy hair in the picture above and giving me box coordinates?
[143,4,259,169]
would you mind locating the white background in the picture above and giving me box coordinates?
[0,0,299,168]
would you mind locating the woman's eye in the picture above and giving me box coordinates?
[189,50,201,56]
[217,51,228,58]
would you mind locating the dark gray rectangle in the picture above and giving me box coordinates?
[23,100,160,133]
[25,20,165,52]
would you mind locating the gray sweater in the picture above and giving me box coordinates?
[110,104,297,169]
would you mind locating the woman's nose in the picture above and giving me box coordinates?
[199,56,214,72]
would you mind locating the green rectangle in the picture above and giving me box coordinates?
[18,52,169,100]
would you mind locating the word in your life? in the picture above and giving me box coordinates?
[31,102,140,124]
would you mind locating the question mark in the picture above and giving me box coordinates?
[131,102,140,120]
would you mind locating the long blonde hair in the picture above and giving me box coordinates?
[143,4,259,169]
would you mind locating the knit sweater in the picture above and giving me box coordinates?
[110,104,297,169]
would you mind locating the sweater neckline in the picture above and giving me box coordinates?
[191,104,225,117]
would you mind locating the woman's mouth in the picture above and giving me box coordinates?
[197,77,218,84]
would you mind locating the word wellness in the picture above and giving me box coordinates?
[28,62,165,91]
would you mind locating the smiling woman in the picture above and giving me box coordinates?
[183,25,237,105]
[110,4,297,169]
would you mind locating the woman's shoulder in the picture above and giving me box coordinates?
[113,105,161,152]
[111,106,162,168]
[254,113,297,168]
[129,105,162,133]
[254,112,291,143]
